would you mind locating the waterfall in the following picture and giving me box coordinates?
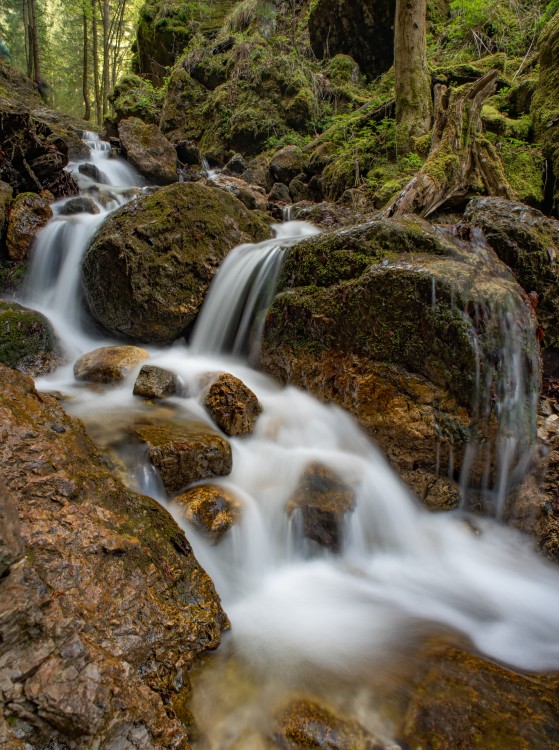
[11,131,559,747]
[190,221,320,357]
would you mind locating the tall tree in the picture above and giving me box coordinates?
[393,0,432,153]
[82,2,91,119]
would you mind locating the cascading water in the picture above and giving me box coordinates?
[13,132,559,746]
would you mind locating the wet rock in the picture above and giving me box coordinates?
[464,197,559,349]
[306,141,338,177]
[118,117,177,185]
[173,484,241,543]
[211,173,268,211]
[269,146,307,186]
[287,462,355,551]
[176,139,202,166]
[275,698,385,750]
[6,191,52,261]
[260,217,540,507]
[308,0,394,80]
[203,372,263,436]
[0,299,60,376]
[74,345,149,384]
[223,153,246,176]
[133,364,179,399]
[135,422,233,493]
[0,363,228,748]
[399,643,559,749]
[82,182,270,345]
[59,196,100,215]
[78,162,105,183]
[289,174,314,203]
[268,182,292,204]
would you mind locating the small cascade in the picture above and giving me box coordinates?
[190,221,320,357]
[201,155,219,180]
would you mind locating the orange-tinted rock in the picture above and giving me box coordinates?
[74,345,149,384]
[286,462,355,551]
[135,422,232,493]
[275,698,385,750]
[174,484,241,543]
[0,363,228,747]
[203,372,263,436]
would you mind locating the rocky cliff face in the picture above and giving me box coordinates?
[0,364,228,749]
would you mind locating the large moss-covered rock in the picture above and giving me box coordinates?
[0,300,60,376]
[259,218,540,506]
[532,11,559,217]
[308,0,394,80]
[82,181,270,344]
[0,363,228,748]
[464,197,559,349]
[110,74,164,124]
[118,117,177,185]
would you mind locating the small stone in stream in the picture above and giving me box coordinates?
[286,462,355,552]
[74,345,149,384]
[173,484,241,543]
[133,364,179,399]
[78,162,105,183]
[59,196,100,215]
[135,423,232,493]
[203,373,263,436]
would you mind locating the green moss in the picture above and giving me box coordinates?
[497,140,544,206]
[0,300,56,370]
[110,74,165,124]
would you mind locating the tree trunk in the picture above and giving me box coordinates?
[394,0,432,153]
[83,7,91,121]
[99,0,110,118]
[91,0,102,124]
[384,70,513,218]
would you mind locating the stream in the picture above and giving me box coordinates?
[14,133,559,746]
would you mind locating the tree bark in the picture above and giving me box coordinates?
[83,7,91,121]
[384,70,513,218]
[91,0,102,124]
[394,0,432,153]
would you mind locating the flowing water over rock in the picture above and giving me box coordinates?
[13,133,559,746]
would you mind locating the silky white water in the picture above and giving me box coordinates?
[14,133,559,742]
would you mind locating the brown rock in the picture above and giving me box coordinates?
[0,479,24,577]
[118,117,177,185]
[0,363,228,748]
[275,698,385,750]
[6,191,52,261]
[74,345,150,384]
[135,422,233,493]
[211,173,268,211]
[286,462,355,551]
[173,484,241,543]
[269,146,307,186]
[133,364,179,399]
[399,643,559,749]
[203,372,263,436]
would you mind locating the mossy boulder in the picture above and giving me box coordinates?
[82,181,271,344]
[398,643,559,749]
[173,483,241,543]
[259,217,540,507]
[269,145,307,186]
[118,117,177,185]
[6,191,52,261]
[0,300,60,376]
[135,422,233,494]
[532,11,559,217]
[464,197,559,349]
[110,74,164,124]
